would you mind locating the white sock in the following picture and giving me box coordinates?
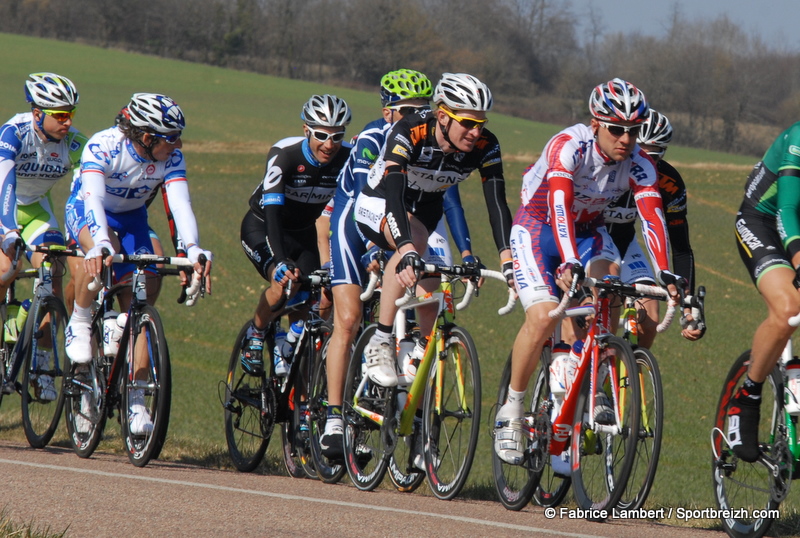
[72,303,92,323]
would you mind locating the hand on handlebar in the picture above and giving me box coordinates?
[273,259,299,287]
[395,250,423,289]
[556,258,584,293]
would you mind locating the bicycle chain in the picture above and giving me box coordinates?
[529,401,551,474]
[769,433,792,503]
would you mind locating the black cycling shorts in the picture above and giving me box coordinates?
[240,210,320,281]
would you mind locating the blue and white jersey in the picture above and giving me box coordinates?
[0,112,86,231]
[69,126,198,249]
[337,122,393,198]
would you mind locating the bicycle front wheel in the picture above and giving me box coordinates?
[120,305,171,467]
[571,336,640,513]
[343,325,392,491]
[711,350,784,538]
[21,297,68,448]
[224,322,272,472]
[309,334,347,484]
[281,339,317,480]
[422,326,480,500]
[617,346,663,511]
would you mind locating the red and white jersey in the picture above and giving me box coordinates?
[516,123,670,270]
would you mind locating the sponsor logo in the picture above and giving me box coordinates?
[790,145,800,157]
[391,144,410,159]
[0,140,15,152]
[146,164,156,175]
[554,205,569,239]
[745,164,766,199]
[297,165,306,173]
[386,212,401,239]
[736,218,764,251]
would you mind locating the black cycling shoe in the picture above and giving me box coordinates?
[728,388,761,463]
[240,336,265,376]
[320,430,344,460]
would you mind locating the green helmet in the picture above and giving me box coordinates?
[380,69,432,106]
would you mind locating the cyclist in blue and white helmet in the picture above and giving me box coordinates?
[0,72,87,400]
[65,92,211,434]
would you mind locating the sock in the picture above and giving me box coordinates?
[72,303,91,323]
[373,324,393,345]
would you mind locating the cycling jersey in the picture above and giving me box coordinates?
[0,112,87,234]
[356,109,511,254]
[740,121,800,260]
[517,123,670,271]
[244,136,350,270]
[66,126,203,262]
[605,158,695,291]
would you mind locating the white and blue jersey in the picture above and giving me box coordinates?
[0,112,86,234]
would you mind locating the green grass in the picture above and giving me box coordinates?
[1,31,798,534]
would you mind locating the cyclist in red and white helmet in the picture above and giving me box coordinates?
[0,72,87,400]
[354,72,513,389]
[493,79,684,468]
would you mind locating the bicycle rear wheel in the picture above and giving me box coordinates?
[120,305,171,467]
[343,325,392,491]
[617,346,663,511]
[422,326,480,500]
[309,334,347,484]
[571,336,640,513]
[711,350,785,538]
[224,322,272,472]
[21,297,68,448]
[64,316,107,459]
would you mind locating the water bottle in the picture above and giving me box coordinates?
[4,299,30,344]
[282,320,304,358]
[396,337,415,384]
[272,325,288,376]
[400,336,427,384]
[786,358,800,415]
[565,340,584,392]
[103,310,127,356]
[548,342,572,396]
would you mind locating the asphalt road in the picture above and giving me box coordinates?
[0,441,727,537]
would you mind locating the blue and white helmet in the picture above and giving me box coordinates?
[127,93,185,133]
[433,73,493,111]
[589,78,648,123]
[25,72,79,108]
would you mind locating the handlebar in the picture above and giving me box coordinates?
[392,262,517,316]
[270,269,331,313]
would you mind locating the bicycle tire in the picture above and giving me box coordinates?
[711,350,784,538]
[387,391,425,493]
[617,346,663,511]
[120,305,171,467]
[343,325,392,491]
[64,315,108,459]
[422,326,480,500]
[532,348,572,509]
[571,335,640,513]
[21,297,68,448]
[224,322,272,472]
[281,339,316,479]
[309,336,347,484]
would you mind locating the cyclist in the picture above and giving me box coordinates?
[604,108,704,347]
[493,78,682,465]
[728,120,800,462]
[0,72,86,400]
[354,72,514,390]
[64,93,213,435]
[320,69,477,459]
[239,94,351,377]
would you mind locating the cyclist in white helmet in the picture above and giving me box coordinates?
[238,94,352,377]
[493,79,684,467]
[0,72,87,400]
[353,72,513,389]
[64,92,212,435]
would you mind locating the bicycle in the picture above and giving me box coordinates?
[492,275,647,513]
[222,270,330,479]
[0,242,79,448]
[710,320,800,537]
[63,252,205,467]
[343,261,515,499]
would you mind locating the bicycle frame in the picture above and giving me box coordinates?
[779,341,800,471]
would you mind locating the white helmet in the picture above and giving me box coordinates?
[127,93,185,133]
[589,78,648,123]
[637,108,673,159]
[433,73,493,111]
[301,94,351,127]
[25,72,79,108]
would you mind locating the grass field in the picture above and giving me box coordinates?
[0,32,797,534]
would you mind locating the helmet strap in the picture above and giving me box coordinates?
[135,133,158,161]
[32,109,60,143]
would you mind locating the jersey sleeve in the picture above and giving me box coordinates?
[477,134,511,254]
[79,139,113,245]
[443,185,472,255]
[630,158,671,273]
[382,120,416,250]
[0,123,22,234]
[543,133,581,262]
[259,146,290,262]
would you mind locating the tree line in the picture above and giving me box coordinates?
[5,0,799,156]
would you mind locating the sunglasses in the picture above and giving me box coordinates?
[440,107,488,130]
[307,127,346,143]
[387,105,430,116]
[599,121,641,138]
[151,132,182,144]
[40,108,76,123]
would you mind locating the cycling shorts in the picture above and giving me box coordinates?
[353,192,442,250]
[17,193,64,259]
[240,209,320,282]
[735,206,791,285]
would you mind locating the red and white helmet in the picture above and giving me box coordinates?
[25,72,79,108]
[589,78,648,123]
[433,73,493,111]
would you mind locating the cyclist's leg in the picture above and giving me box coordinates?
[618,238,659,348]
